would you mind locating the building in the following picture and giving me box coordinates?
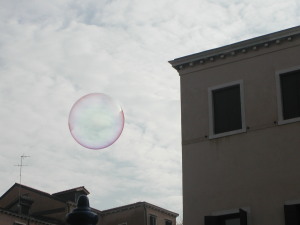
[169,26,300,225]
[0,183,178,225]
[100,202,177,225]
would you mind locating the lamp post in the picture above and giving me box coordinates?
[66,195,98,225]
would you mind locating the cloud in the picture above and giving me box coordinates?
[1,0,300,221]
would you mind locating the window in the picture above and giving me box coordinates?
[165,220,172,225]
[205,209,247,225]
[208,81,246,138]
[284,204,300,225]
[276,68,300,124]
[13,222,26,225]
[150,215,157,225]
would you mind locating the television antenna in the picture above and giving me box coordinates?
[14,154,30,213]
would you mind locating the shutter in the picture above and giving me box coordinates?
[280,71,300,120]
[213,84,242,134]
[205,216,219,225]
[150,216,157,225]
[284,204,300,225]
[239,209,247,225]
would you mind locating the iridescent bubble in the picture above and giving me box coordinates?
[68,93,125,150]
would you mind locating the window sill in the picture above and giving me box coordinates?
[277,117,300,125]
[209,127,246,139]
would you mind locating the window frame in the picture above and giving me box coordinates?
[284,199,300,225]
[205,208,249,225]
[275,66,300,125]
[208,80,246,139]
[150,214,157,225]
[13,222,26,225]
[165,219,172,225]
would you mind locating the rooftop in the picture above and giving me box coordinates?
[52,186,89,196]
[169,25,300,71]
[100,201,179,217]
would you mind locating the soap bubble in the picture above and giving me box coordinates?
[68,93,124,150]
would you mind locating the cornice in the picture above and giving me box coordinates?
[169,25,300,73]
[52,186,90,196]
[100,202,142,215]
[100,201,178,217]
[0,183,67,204]
[144,202,179,217]
[0,208,56,225]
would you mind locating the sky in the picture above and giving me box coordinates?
[1,0,300,222]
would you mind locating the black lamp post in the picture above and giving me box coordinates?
[66,195,98,225]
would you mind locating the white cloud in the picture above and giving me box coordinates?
[1,0,300,221]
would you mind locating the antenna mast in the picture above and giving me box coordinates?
[15,154,29,213]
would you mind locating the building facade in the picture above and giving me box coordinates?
[169,26,300,225]
[0,183,178,225]
[100,201,177,225]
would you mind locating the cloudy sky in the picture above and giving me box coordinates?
[1,0,300,221]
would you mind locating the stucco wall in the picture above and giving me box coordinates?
[179,38,300,225]
[146,207,177,225]
[101,206,145,225]
[0,211,55,225]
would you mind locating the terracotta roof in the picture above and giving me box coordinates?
[0,183,65,204]
[0,184,178,220]
[101,201,178,217]
[52,186,90,196]
[0,183,90,204]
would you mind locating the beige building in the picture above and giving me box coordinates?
[0,183,178,225]
[169,26,300,225]
[0,209,54,225]
[100,202,177,225]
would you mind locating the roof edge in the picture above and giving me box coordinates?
[169,25,300,71]
[52,186,90,196]
[0,183,79,204]
[100,201,178,217]
[0,208,57,225]
[144,202,179,217]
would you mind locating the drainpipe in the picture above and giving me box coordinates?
[144,203,148,225]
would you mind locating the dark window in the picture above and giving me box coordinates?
[205,209,247,225]
[284,204,300,225]
[280,70,300,120]
[150,215,157,225]
[165,220,172,225]
[212,84,242,134]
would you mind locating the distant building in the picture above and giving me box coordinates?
[100,201,177,225]
[169,26,300,225]
[0,183,178,225]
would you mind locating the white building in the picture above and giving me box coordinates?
[169,26,300,225]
